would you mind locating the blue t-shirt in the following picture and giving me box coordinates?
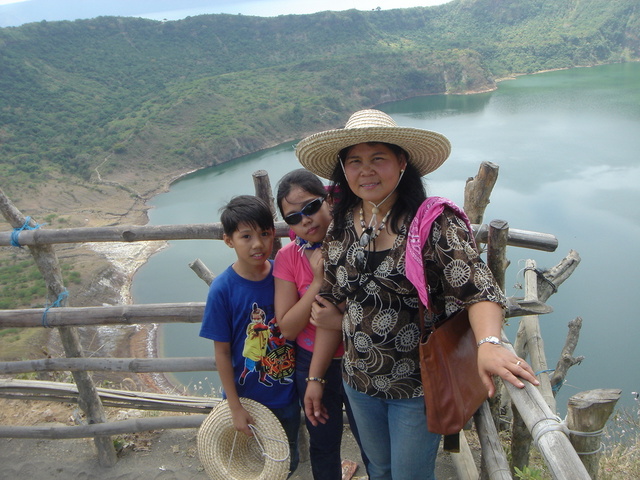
[199,261,296,409]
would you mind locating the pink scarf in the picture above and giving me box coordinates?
[406,196,475,309]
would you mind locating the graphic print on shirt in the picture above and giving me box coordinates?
[239,302,294,386]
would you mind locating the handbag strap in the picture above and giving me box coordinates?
[411,198,473,451]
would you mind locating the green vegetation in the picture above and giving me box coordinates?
[0,0,637,200]
[0,254,81,309]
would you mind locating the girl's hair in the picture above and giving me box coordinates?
[276,168,326,217]
[329,142,427,236]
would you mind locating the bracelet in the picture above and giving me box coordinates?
[477,336,502,347]
[305,376,326,384]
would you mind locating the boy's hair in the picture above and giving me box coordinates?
[275,168,326,218]
[219,195,274,236]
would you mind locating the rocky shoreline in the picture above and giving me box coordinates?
[84,240,183,394]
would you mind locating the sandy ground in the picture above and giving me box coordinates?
[0,400,465,480]
[0,432,461,480]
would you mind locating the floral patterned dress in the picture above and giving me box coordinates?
[320,206,506,399]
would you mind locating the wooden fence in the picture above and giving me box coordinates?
[0,164,619,478]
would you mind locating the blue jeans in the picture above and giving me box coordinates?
[270,401,301,475]
[343,382,440,480]
[295,346,344,480]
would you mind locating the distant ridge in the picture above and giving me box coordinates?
[0,0,638,195]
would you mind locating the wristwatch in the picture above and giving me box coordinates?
[477,336,502,347]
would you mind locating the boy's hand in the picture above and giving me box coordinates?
[230,405,255,436]
[304,381,329,426]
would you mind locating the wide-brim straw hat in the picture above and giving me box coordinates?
[197,398,290,480]
[296,109,451,179]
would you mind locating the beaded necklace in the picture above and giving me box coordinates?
[359,207,391,247]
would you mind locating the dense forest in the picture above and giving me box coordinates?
[0,0,638,198]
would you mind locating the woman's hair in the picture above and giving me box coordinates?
[329,142,427,236]
[276,168,326,217]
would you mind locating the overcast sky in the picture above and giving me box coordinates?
[0,0,452,27]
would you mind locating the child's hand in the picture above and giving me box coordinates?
[230,405,255,436]
[309,249,324,281]
[310,296,343,331]
[304,381,329,426]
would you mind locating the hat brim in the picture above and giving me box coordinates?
[296,125,451,179]
[197,398,290,480]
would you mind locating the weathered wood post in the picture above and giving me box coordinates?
[253,169,283,257]
[0,187,117,466]
[486,219,511,433]
[567,389,622,479]
[474,402,512,480]
[510,252,583,474]
[464,161,499,225]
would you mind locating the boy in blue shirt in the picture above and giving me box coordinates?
[199,195,299,473]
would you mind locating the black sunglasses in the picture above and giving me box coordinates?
[283,197,325,225]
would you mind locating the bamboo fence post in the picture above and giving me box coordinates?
[450,163,502,479]
[535,250,581,303]
[464,161,499,225]
[522,260,555,410]
[550,317,584,392]
[0,220,557,251]
[0,187,117,467]
[0,302,206,328]
[474,402,512,480]
[189,258,215,286]
[566,389,621,479]
[511,259,553,473]
[0,378,219,413]
[501,354,592,479]
[0,356,216,375]
[0,415,208,439]
[450,431,480,480]
[487,219,510,292]
[253,169,282,256]
[484,220,511,442]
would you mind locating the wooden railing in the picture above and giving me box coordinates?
[0,164,617,478]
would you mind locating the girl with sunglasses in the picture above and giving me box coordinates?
[296,110,538,480]
[273,168,362,480]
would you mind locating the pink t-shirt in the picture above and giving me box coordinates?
[274,241,344,357]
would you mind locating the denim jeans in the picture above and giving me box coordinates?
[295,346,344,480]
[343,382,440,480]
[270,400,301,475]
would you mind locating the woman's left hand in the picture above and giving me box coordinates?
[467,301,540,397]
[310,296,344,331]
[477,344,539,397]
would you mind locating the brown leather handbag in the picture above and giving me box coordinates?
[419,305,487,439]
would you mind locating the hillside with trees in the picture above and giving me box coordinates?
[1,0,638,201]
[0,0,638,311]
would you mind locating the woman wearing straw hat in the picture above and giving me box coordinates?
[296,109,538,479]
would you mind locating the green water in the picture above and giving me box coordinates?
[132,63,640,412]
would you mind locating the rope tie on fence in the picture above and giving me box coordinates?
[532,415,605,455]
[534,368,564,393]
[531,415,569,449]
[42,290,68,328]
[10,216,45,248]
[524,265,558,293]
[566,423,605,456]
